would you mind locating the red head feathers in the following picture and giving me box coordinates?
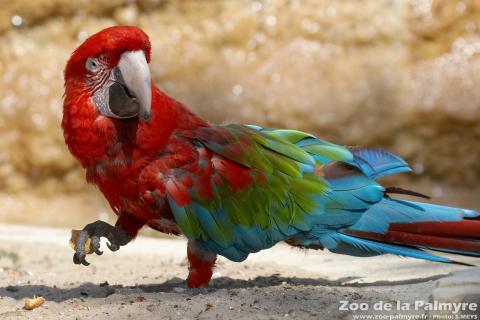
[65,26,151,79]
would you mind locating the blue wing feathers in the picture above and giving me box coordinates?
[348,147,412,179]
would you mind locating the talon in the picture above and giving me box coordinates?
[107,242,119,252]
[73,252,90,266]
[80,256,90,266]
[91,236,103,255]
[73,230,92,266]
[73,253,81,264]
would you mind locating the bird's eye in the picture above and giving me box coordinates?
[86,58,100,72]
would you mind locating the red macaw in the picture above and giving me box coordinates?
[62,26,480,288]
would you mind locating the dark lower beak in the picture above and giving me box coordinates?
[116,50,152,121]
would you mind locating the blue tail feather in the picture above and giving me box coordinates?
[348,198,467,234]
[328,232,453,263]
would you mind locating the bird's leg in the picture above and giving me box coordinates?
[73,213,145,266]
[186,240,217,288]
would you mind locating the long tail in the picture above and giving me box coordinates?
[335,199,480,264]
[290,146,480,264]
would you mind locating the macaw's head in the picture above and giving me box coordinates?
[64,26,152,122]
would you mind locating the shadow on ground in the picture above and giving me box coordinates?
[0,273,449,302]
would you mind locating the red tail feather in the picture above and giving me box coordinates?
[388,221,480,239]
[347,222,480,252]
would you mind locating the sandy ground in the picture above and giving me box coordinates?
[0,224,478,320]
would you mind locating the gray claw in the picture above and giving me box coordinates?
[107,242,119,252]
[74,230,91,266]
[73,252,90,266]
[80,256,90,266]
[91,236,103,255]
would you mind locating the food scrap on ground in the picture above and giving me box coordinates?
[23,296,45,310]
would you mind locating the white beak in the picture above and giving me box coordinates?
[118,50,152,121]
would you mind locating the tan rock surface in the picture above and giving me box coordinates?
[0,0,479,227]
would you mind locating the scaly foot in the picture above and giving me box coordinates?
[73,220,131,266]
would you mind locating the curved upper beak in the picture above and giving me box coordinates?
[117,50,152,121]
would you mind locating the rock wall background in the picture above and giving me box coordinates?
[0,0,479,228]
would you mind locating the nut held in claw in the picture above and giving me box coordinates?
[69,229,94,254]
[24,296,45,310]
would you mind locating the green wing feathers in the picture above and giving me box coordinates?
[151,124,354,261]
